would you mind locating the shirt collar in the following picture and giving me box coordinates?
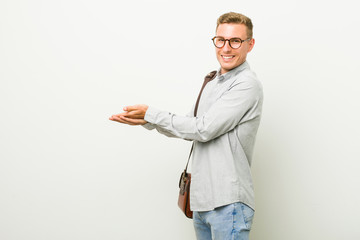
[217,61,249,82]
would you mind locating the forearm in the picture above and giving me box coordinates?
[142,123,183,139]
[144,107,244,142]
[144,83,263,142]
[144,107,225,142]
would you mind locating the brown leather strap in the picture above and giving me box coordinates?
[194,70,217,117]
[184,70,217,172]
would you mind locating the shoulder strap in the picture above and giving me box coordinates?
[194,70,217,117]
[184,70,217,172]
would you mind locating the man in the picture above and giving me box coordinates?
[110,12,263,240]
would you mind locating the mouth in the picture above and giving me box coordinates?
[221,55,235,61]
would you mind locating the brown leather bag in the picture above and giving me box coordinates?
[177,70,217,219]
[178,169,192,218]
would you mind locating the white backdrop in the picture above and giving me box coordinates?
[1,0,360,239]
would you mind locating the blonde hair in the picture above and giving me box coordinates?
[216,12,253,39]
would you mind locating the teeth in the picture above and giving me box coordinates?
[223,56,234,59]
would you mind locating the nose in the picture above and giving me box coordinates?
[222,40,232,52]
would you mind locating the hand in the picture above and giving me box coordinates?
[109,104,149,126]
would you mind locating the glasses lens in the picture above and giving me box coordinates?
[214,37,225,48]
[229,38,241,49]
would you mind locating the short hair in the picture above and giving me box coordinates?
[216,12,253,39]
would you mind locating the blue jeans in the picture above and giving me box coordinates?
[193,202,254,240]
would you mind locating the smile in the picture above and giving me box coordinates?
[222,55,234,60]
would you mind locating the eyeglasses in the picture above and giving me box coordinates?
[211,37,251,49]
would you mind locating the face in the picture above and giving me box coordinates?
[215,23,255,74]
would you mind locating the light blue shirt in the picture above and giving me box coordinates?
[143,61,263,211]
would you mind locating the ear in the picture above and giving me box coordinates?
[247,38,255,53]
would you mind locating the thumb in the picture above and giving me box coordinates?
[123,105,137,112]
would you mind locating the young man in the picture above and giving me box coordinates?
[110,12,263,240]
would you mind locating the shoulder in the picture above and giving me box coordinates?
[234,68,263,93]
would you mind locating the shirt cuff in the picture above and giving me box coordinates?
[144,106,161,124]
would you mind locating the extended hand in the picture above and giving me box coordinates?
[109,104,149,126]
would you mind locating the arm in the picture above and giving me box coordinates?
[143,80,262,142]
[141,104,196,139]
[111,79,262,142]
[110,105,196,140]
[142,122,183,139]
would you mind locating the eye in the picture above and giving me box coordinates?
[231,38,241,43]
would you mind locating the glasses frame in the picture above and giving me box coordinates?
[211,37,251,49]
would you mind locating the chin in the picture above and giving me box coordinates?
[221,64,235,72]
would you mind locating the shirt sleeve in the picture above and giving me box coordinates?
[142,122,180,138]
[142,103,196,140]
[144,78,263,142]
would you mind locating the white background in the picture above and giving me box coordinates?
[1,0,360,239]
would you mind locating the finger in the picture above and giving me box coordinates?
[110,111,131,119]
[121,116,147,125]
[109,114,133,123]
[124,104,147,113]
[123,105,138,112]
[109,115,120,121]
[109,116,126,124]
[118,117,138,125]
[122,111,144,119]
